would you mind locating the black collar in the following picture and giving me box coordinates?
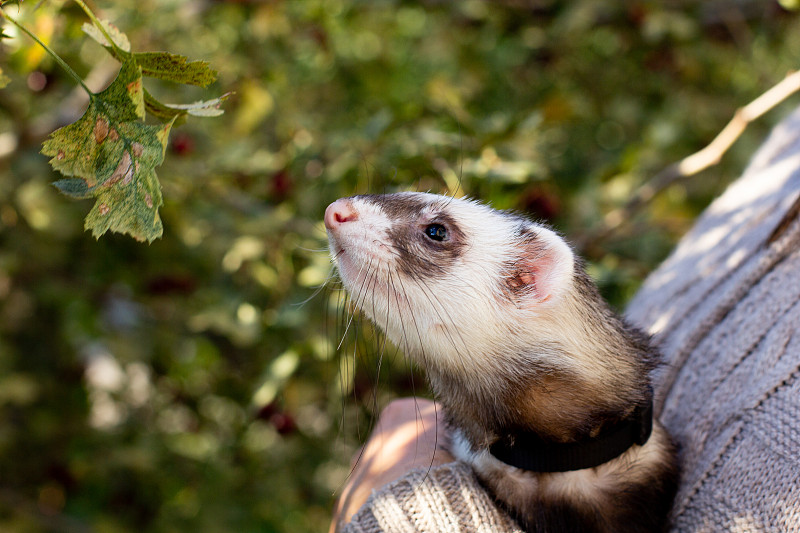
[489,400,653,473]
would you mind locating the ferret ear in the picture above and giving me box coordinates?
[504,227,574,307]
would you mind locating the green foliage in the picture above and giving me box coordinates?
[0,1,799,532]
[2,3,226,241]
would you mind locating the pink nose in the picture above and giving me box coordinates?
[324,199,359,230]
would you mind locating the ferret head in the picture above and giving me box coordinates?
[324,193,587,375]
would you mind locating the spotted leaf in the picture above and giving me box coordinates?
[42,58,173,242]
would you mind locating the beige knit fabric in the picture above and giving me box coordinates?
[343,463,524,533]
[626,106,800,531]
[342,106,800,533]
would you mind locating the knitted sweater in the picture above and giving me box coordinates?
[343,106,800,533]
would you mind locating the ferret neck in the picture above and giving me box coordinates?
[489,398,653,473]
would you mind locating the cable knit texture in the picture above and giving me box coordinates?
[341,106,800,533]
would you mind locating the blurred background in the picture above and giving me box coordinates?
[0,1,798,531]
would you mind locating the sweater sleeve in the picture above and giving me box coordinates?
[340,462,523,533]
[626,105,800,532]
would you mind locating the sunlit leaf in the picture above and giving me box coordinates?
[81,19,131,52]
[144,91,232,125]
[0,66,9,89]
[164,92,232,117]
[41,59,172,242]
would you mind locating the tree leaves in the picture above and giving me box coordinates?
[6,4,227,241]
[42,59,173,242]
[31,14,227,242]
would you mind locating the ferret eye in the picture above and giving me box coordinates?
[425,224,448,242]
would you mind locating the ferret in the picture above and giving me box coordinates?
[324,192,678,533]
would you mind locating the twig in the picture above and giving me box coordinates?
[581,69,800,247]
[0,8,93,96]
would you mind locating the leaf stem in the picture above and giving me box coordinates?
[0,7,93,95]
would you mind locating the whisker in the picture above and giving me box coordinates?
[388,270,411,356]
[293,265,340,307]
[366,267,394,424]
[391,272,439,474]
[296,242,331,254]
[336,258,375,350]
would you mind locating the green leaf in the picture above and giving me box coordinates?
[81,19,131,52]
[96,58,145,120]
[0,66,9,89]
[134,51,217,87]
[83,127,168,243]
[42,59,172,242]
[53,178,91,199]
[42,59,144,182]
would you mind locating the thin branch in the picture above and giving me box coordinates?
[581,69,800,247]
[0,8,93,95]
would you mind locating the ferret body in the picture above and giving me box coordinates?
[325,192,678,532]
